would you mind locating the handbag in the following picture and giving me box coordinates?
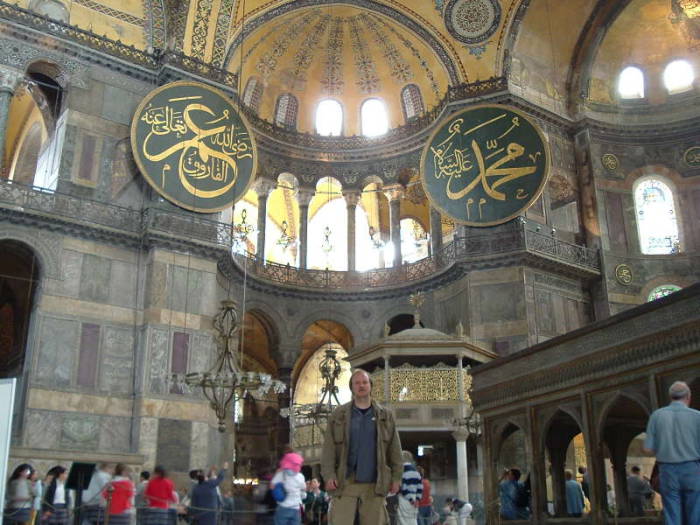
[271,472,287,502]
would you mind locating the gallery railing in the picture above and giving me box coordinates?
[0,179,600,290]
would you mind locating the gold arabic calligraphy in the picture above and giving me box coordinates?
[140,96,252,199]
[430,113,541,220]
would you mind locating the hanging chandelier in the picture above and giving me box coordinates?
[281,345,342,425]
[172,299,286,432]
[276,220,297,250]
[321,225,333,254]
[232,208,255,254]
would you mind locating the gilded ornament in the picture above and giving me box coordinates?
[420,104,550,226]
[615,263,633,286]
[130,81,257,213]
[601,153,619,172]
[683,146,700,168]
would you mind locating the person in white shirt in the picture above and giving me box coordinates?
[270,452,307,525]
[42,466,71,525]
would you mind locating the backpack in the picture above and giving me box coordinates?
[271,472,287,502]
[515,482,530,508]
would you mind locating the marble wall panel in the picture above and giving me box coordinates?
[102,85,141,125]
[60,250,83,298]
[99,415,131,453]
[79,254,112,303]
[156,419,191,472]
[110,260,138,308]
[24,410,62,449]
[170,266,203,315]
[100,326,135,394]
[148,328,170,395]
[535,290,555,335]
[207,426,222,466]
[475,283,525,323]
[35,317,79,387]
[190,332,213,374]
[147,262,168,309]
[139,417,158,468]
[191,421,209,469]
[60,413,99,450]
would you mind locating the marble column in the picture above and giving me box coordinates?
[255,178,275,260]
[383,185,404,266]
[430,206,443,256]
[343,190,361,271]
[297,188,314,269]
[0,66,24,175]
[453,427,470,503]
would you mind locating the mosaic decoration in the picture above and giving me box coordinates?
[467,43,488,59]
[349,15,381,94]
[322,16,345,95]
[444,0,501,45]
[130,81,257,213]
[237,13,303,74]
[147,0,166,50]
[614,264,633,286]
[434,0,445,12]
[363,14,413,84]
[164,0,189,52]
[224,0,460,85]
[683,145,700,167]
[191,0,214,60]
[601,153,619,172]
[255,11,319,81]
[212,0,235,67]
[373,15,441,97]
[74,0,145,27]
[421,105,550,226]
[290,14,331,91]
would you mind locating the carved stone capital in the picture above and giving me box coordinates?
[296,187,315,207]
[254,177,276,198]
[0,65,24,94]
[383,184,405,202]
[452,427,470,442]
[342,189,362,207]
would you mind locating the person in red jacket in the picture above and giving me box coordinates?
[143,466,177,525]
[103,464,135,525]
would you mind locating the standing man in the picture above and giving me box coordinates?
[644,381,700,525]
[564,470,585,518]
[321,369,403,524]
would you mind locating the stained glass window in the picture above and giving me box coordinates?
[361,99,388,137]
[274,93,299,129]
[243,77,263,112]
[663,60,694,94]
[618,66,645,99]
[648,285,681,302]
[634,178,680,254]
[401,84,425,121]
[316,99,343,136]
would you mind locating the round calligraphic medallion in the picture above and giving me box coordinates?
[444,0,501,44]
[683,146,700,168]
[130,81,257,213]
[420,105,550,226]
[615,263,633,286]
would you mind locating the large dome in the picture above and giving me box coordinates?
[226,5,453,135]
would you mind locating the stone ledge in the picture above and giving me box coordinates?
[10,446,145,465]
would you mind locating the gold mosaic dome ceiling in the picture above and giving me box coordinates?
[226,5,455,135]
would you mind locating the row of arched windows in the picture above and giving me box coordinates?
[618,59,695,99]
[242,78,425,136]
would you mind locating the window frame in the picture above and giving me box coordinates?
[315,98,344,137]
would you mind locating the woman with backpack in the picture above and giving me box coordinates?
[270,452,307,525]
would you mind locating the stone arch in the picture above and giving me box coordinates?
[640,277,691,303]
[224,0,463,84]
[597,391,650,441]
[0,226,59,279]
[239,307,281,375]
[540,404,584,450]
[493,419,529,474]
[10,122,44,185]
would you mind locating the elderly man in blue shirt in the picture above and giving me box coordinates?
[644,381,700,525]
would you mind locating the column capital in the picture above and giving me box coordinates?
[254,177,276,198]
[297,187,315,207]
[0,66,24,94]
[342,189,361,207]
[383,184,404,202]
[452,427,470,442]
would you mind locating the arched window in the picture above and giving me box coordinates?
[663,59,694,94]
[316,99,343,136]
[648,284,682,302]
[618,66,645,99]
[401,84,424,121]
[361,99,388,137]
[274,93,298,129]
[634,178,680,254]
[242,77,263,112]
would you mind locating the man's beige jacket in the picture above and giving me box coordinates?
[321,400,403,496]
